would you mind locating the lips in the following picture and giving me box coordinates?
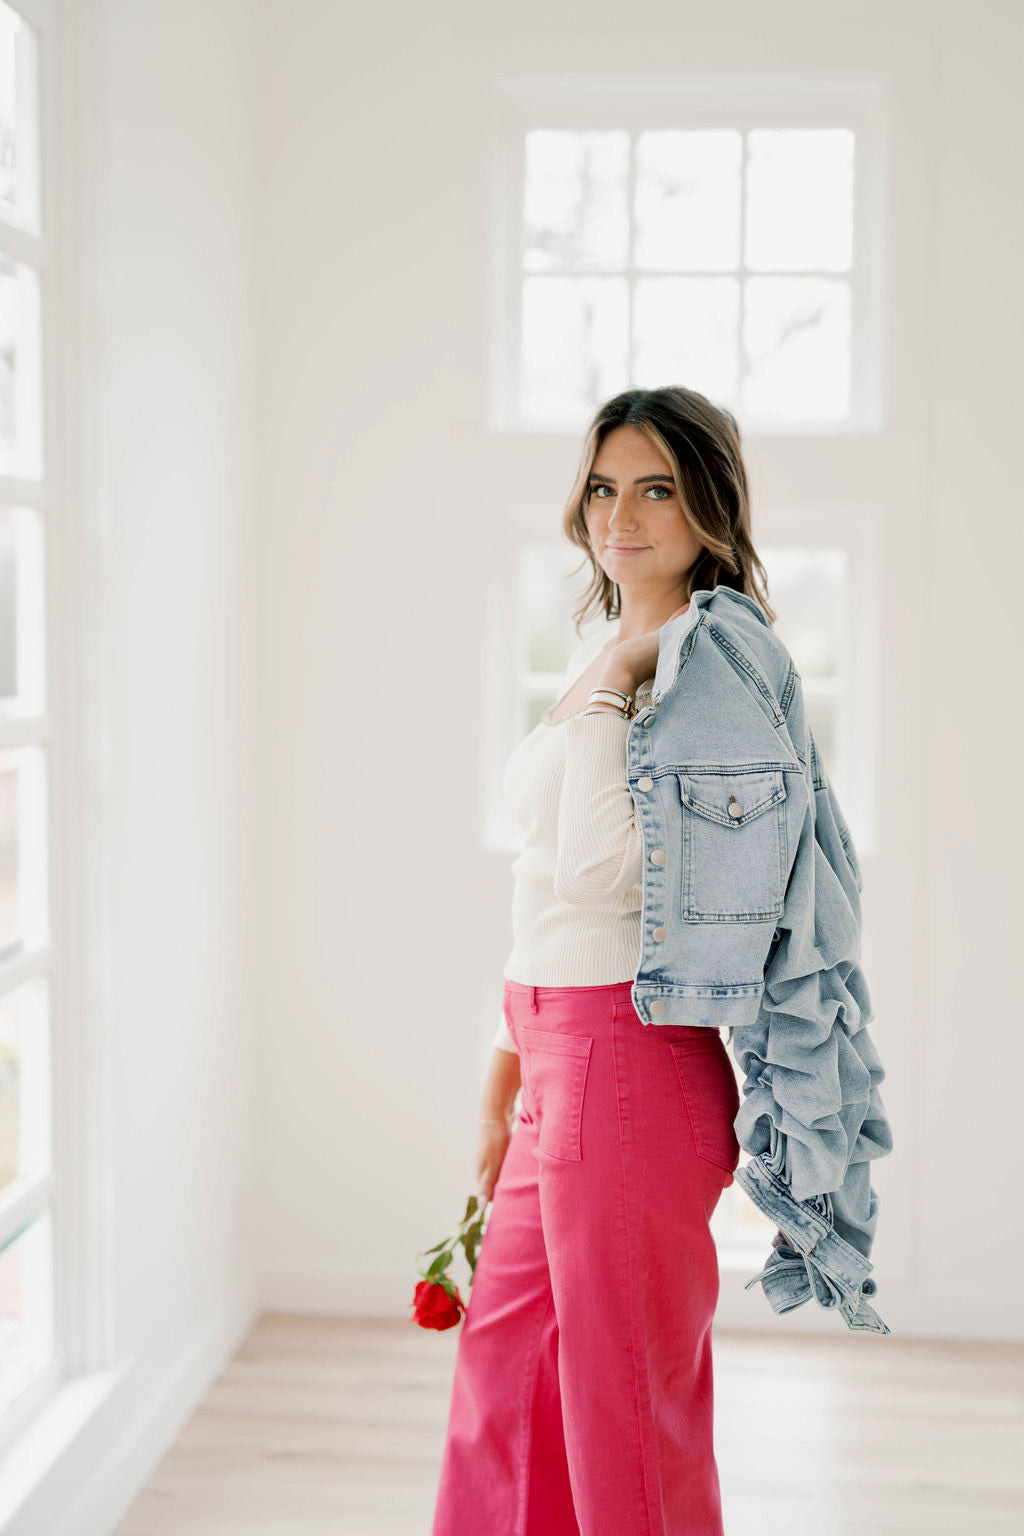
[607,544,649,552]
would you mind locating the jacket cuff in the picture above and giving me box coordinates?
[735,1153,891,1336]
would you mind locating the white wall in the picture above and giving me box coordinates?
[252,0,1024,1342]
[9,1,260,1532]
[919,0,1024,1325]
[100,0,257,1363]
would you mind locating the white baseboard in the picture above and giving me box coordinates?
[260,1262,1024,1345]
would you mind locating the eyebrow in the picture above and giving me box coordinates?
[588,472,674,485]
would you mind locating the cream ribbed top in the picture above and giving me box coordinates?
[492,619,680,1054]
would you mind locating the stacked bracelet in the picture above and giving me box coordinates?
[583,685,634,719]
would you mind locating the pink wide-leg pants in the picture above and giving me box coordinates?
[431,979,741,1536]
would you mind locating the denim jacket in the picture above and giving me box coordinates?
[627,585,894,1335]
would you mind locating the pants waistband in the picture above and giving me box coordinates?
[504,978,635,1014]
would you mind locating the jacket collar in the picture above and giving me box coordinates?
[652,585,770,703]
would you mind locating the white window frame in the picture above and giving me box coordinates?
[480,65,917,1284]
[757,498,883,858]
[488,74,887,436]
[0,0,59,1452]
[0,0,116,1460]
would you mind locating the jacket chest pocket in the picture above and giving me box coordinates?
[678,770,787,923]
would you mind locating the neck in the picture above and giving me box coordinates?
[615,590,691,642]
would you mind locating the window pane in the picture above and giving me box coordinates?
[0,745,48,960]
[523,130,629,273]
[0,505,45,714]
[524,694,554,734]
[634,129,741,271]
[0,255,42,477]
[805,696,839,786]
[0,1210,54,1415]
[520,544,581,674]
[760,547,846,678]
[0,977,50,1196]
[741,276,851,421]
[633,277,739,401]
[0,2,40,235]
[745,129,855,273]
[729,1186,776,1237]
[521,275,628,421]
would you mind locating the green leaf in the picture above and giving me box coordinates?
[419,1238,451,1256]
[426,1250,455,1279]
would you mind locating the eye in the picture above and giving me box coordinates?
[645,483,673,500]
[588,482,613,498]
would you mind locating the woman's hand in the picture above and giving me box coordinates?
[598,602,692,698]
[476,1116,512,1205]
[476,1046,520,1203]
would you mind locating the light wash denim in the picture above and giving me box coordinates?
[627,585,894,1335]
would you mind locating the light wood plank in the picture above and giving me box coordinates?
[113,1315,1024,1535]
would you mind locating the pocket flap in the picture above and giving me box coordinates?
[680,771,786,828]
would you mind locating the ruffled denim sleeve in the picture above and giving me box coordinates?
[728,667,894,1335]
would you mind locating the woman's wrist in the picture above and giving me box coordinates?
[597,656,641,698]
[481,1052,520,1124]
[578,656,640,720]
[479,1107,514,1128]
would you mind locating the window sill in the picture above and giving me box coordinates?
[0,1360,130,1533]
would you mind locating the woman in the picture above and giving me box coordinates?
[431,385,891,1536]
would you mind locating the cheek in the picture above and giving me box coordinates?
[680,521,702,560]
[651,509,700,560]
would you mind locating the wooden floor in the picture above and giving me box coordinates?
[114,1312,1024,1535]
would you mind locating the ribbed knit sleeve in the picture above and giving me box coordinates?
[552,709,643,906]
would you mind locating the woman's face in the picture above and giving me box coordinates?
[585,425,702,595]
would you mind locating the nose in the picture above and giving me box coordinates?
[608,498,639,530]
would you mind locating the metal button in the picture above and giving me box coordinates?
[728,795,743,818]
[652,926,666,941]
[637,776,654,791]
[650,848,666,865]
[642,715,654,727]
[650,1000,665,1016]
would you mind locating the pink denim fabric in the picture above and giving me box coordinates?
[431,979,741,1536]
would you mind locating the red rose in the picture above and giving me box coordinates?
[410,1278,466,1331]
[412,1194,489,1333]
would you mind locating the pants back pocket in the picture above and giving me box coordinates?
[669,1037,741,1175]
[518,1027,594,1162]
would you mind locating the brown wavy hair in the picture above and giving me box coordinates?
[562,386,774,632]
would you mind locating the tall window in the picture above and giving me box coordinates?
[0,0,56,1445]
[486,78,886,1256]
